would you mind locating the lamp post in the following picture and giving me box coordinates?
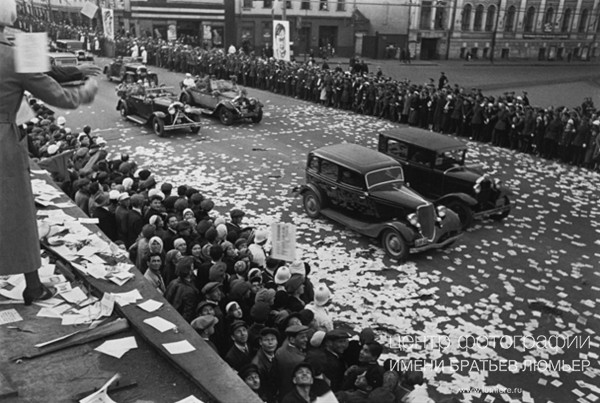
[490,0,502,63]
[407,0,412,57]
[445,0,458,59]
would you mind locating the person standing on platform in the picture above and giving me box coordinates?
[0,0,97,305]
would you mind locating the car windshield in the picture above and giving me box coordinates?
[434,148,466,170]
[211,80,238,93]
[365,166,404,189]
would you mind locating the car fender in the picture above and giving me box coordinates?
[219,101,238,113]
[299,183,323,200]
[376,221,416,243]
[153,111,166,120]
[435,193,478,208]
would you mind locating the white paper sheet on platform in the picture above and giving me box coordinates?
[0,277,26,301]
[137,299,163,312]
[143,316,176,333]
[94,336,137,359]
[77,245,99,258]
[37,304,71,318]
[99,293,115,317]
[79,373,119,403]
[174,396,205,403]
[0,309,23,325]
[111,290,142,306]
[163,340,195,355]
[78,218,99,225]
[33,297,64,308]
[59,287,88,304]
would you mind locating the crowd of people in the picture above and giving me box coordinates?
[11,11,600,403]
[110,36,600,170]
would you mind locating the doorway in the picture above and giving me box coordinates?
[420,38,438,59]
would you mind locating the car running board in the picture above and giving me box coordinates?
[126,115,146,125]
[320,208,382,238]
[199,108,213,114]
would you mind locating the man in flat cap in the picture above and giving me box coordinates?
[252,327,280,400]
[271,325,310,399]
[225,320,252,371]
[226,208,247,242]
[164,256,199,322]
[322,329,351,392]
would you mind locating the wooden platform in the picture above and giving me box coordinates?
[0,166,260,403]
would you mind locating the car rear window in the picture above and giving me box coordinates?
[366,166,404,189]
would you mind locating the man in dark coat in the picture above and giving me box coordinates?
[92,192,119,241]
[126,194,145,247]
[321,329,351,392]
[225,320,253,371]
[164,257,199,322]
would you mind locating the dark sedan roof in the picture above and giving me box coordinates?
[380,127,466,152]
[311,144,400,174]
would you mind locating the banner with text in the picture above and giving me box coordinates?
[270,222,296,262]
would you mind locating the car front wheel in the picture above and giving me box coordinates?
[491,196,511,221]
[152,116,165,137]
[446,200,474,230]
[218,107,234,125]
[381,229,408,262]
[303,190,322,218]
[119,103,128,118]
[251,109,263,123]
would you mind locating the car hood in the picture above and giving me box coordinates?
[370,184,429,210]
[154,96,179,106]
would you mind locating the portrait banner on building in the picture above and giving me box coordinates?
[272,20,290,61]
[270,222,296,262]
[80,1,99,19]
[101,8,114,40]
[167,24,177,42]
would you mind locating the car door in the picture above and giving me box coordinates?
[338,168,377,218]
[318,159,342,207]
[404,146,439,198]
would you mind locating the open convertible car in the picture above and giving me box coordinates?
[179,78,263,125]
[117,86,202,137]
[298,144,462,261]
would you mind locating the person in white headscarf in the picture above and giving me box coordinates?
[0,0,98,305]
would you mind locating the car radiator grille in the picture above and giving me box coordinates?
[417,204,436,240]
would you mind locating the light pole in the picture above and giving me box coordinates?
[445,0,458,59]
[490,0,502,63]
[407,0,412,57]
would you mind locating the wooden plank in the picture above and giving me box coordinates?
[31,166,261,403]
[0,371,18,399]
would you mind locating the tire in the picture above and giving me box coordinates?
[190,125,201,134]
[491,196,511,221]
[180,92,191,105]
[381,229,409,262]
[303,190,322,218]
[251,109,263,123]
[152,116,165,137]
[119,102,128,118]
[218,107,234,126]
[446,200,474,230]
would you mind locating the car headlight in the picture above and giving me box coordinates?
[473,183,481,194]
[168,106,176,115]
[184,105,191,113]
[436,205,447,218]
[407,213,420,228]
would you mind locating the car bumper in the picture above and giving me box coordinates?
[164,122,201,131]
[410,232,462,253]
[473,202,511,219]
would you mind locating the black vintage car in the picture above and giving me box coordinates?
[116,86,202,137]
[378,127,512,229]
[179,78,263,125]
[104,57,156,84]
[299,144,462,261]
[55,39,95,62]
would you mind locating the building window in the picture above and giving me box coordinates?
[301,0,310,10]
[420,1,433,30]
[263,0,273,8]
[524,6,536,32]
[434,2,446,30]
[320,0,328,10]
[504,5,516,32]
[473,4,484,31]
[461,4,472,31]
[561,8,571,32]
[286,0,292,8]
[543,7,554,32]
[243,0,253,8]
[578,8,589,32]
[485,5,496,31]
[337,0,345,11]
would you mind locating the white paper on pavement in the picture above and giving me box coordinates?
[137,299,163,312]
[14,32,50,73]
[174,396,205,403]
[94,336,137,359]
[163,340,196,355]
[143,316,176,333]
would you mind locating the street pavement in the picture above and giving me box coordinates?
[53,59,600,403]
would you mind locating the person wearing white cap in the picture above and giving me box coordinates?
[115,192,131,242]
[305,283,333,332]
[56,116,66,126]
[141,46,148,64]
[249,228,269,269]
[0,0,98,305]
[183,73,196,89]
